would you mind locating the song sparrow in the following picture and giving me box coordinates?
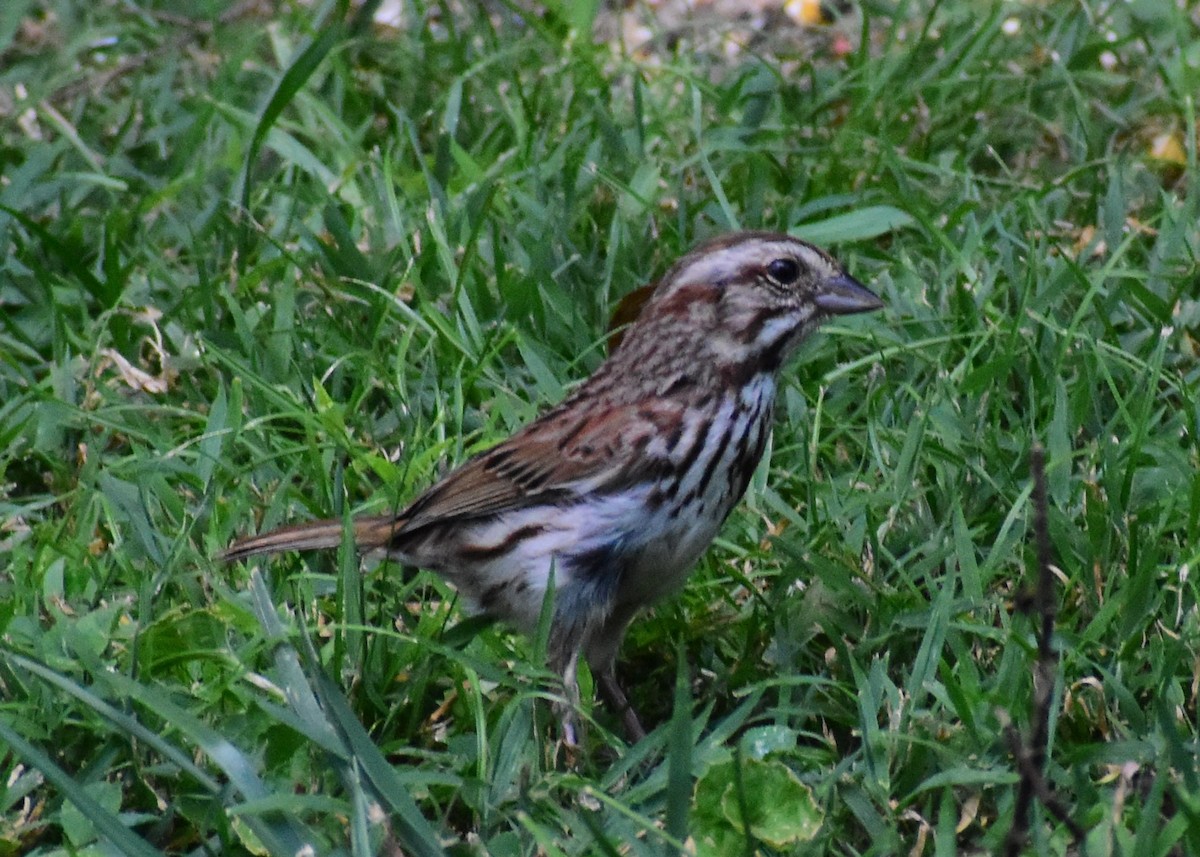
[223,230,882,744]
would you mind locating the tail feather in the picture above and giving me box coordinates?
[220,514,401,562]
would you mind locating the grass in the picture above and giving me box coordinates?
[2,0,1199,853]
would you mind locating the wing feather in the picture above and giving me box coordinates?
[396,399,683,533]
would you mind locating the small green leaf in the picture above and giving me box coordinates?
[719,759,822,848]
[693,758,823,856]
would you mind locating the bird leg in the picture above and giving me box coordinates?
[586,605,648,742]
[594,663,647,742]
[555,647,582,749]
[555,646,647,746]
[548,619,588,752]
[551,598,650,746]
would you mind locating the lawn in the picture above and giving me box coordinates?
[2,0,1199,854]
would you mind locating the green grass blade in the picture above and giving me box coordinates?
[0,716,166,857]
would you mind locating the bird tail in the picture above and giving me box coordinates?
[220,514,401,562]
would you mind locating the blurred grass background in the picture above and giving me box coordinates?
[1,0,1198,854]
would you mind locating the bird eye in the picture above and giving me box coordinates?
[767,258,801,285]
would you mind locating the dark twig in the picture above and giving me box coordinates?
[999,712,1085,840]
[1029,445,1057,774]
[1001,446,1087,855]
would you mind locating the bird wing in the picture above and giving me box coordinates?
[395,398,682,534]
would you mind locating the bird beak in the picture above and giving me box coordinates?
[813,273,884,316]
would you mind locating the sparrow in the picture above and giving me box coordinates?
[223,230,883,744]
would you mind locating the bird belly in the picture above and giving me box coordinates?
[421,488,660,632]
[616,512,724,606]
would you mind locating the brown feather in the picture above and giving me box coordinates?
[220,513,399,561]
[397,401,681,531]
